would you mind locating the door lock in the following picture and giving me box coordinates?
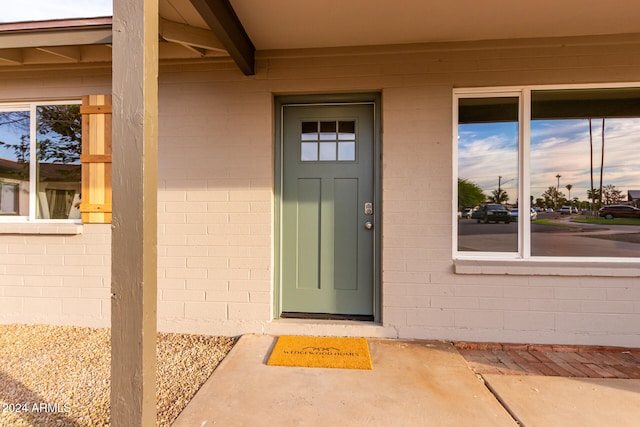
[364,202,373,215]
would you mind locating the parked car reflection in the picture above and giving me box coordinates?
[598,205,640,219]
[509,207,538,221]
[471,204,511,223]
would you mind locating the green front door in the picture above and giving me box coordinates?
[280,103,376,317]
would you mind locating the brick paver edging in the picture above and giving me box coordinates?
[454,341,640,353]
[454,341,640,379]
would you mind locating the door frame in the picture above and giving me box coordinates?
[273,93,382,322]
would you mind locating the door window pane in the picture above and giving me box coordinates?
[301,120,357,162]
[338,121,356,140]
[319,121,336,140]
[301,142,318,161]
[319,142,337,161]
[457,97,519,253]
[338,141,356,161]
[301,121,318,140]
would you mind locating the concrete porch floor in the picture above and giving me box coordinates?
[171,335,640,427]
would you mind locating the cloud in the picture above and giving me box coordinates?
[0,0,112,23]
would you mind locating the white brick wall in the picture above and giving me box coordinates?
[2,35,640,346]
[0,224,111,327]
[154,71,272,334]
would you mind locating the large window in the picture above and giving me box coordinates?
[0,101,81,221]
[456,86,640,259]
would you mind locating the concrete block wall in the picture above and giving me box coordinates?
[1,35,639,346]
[0,224,111,326]
[155,67,274,334]
[0,67,112,327]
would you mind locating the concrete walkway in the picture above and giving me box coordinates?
[172,335,640,427]
[484,375,640,427]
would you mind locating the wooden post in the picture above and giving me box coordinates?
[111,0,158,426]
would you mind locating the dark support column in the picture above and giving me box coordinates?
[111,0,159,425]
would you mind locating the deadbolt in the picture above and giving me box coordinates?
[364,202,373,215]
[364,221,374,230]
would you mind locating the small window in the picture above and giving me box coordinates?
[301,120,356,162]
[0,102,81,221]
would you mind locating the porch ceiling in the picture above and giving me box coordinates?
[226,0,640,50]
[162,0,640,50]
[163,0,640,72]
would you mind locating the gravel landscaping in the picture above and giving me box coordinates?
[0,324,236,426]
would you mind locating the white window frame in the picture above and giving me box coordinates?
[0,100,82,225]
[453,83,640,272]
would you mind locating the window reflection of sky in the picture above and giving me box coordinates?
[459,118,640,202]
[0,117,28,162]
[458,121,518,201]
[1,108,82,166]
[531,118,640,200]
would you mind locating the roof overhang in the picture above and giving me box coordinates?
[0,14,233,68]
[1,0,639,74]
[0,17,112,49]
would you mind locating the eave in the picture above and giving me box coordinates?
[0,17,113,49]
[0,15,234,67]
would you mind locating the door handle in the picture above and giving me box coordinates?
[364,222,374,230]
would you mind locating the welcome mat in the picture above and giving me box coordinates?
[267,336,372,370]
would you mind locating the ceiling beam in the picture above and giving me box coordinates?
[179,44,207,56]
[159,18,226,53]
[36,46,81,61]
[190,0,255,75]
[0,48,23,64]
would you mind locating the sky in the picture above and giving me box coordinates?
[0,0,112,23]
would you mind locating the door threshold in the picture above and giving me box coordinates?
[281,312,374,322]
